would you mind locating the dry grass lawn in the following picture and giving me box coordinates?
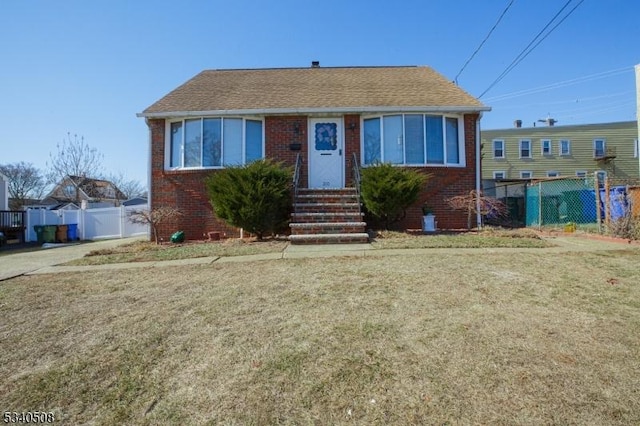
[1,248,639,424]
[63,238,288,266]
[372,228,552,249]
[64,229,551,266]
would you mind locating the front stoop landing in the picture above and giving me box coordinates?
[289,188,369,244]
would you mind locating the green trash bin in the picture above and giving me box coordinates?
[42,225,57,243]
[34,225,46,244]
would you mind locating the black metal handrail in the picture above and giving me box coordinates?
[351,153,362,213]
[292,153,303,214]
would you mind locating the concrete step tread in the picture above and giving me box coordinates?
[290,222,367,228]
[292,212,364,216]
[289,233,370,243]
[294,202,360,207]
[296,194,359,199]
[298,188,358,192]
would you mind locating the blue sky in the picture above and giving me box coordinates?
[1,0,638,187]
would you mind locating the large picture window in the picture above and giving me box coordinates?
[362,114,464,166]
[168,117,263,169]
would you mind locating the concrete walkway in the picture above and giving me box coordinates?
[1,234,637,280]
[0,237,145,281]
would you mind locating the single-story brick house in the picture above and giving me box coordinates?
[138,63,490,241]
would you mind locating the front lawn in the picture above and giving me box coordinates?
[63,238,288,265]
[1,248,639,424]
[64,228,552,266]
[372,227,553,249]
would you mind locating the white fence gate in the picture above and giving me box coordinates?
[25,206,149,242]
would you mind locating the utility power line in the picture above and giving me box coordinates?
[557,101,636,121]
[478,0,585,99]
[484,66,632,102]
[454,0,515,84]
[491,91,631,110]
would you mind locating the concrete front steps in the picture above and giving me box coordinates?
[289,188,369,244]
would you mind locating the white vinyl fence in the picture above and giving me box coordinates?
[25,206,149,242]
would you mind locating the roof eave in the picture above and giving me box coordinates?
[137,105,491,119]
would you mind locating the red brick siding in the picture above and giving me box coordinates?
[148,118,237,241]
[344,114,361,186]
[147,113,480,240]
[265,115,308,184]
[397,113,479,230]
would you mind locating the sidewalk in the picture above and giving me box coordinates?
[0,237,145,281]
[5,234,635,279]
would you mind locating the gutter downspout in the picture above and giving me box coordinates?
[475,113,483,229]
[635,64,640,178]
[145,118,152,241]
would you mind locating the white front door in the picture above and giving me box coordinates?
[308,118,344,188]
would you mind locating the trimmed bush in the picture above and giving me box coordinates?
[205,160,292,240]
[361,163,427,229]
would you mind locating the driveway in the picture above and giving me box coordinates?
[0,237,143,281]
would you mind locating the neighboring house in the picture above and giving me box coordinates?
[482,120,639,181]
[122,197,148,207]
[0,172,8,210]
[43,175,127,208]
[138,64,490,241]
[20,199,79,210]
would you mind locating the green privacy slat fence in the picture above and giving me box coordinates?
[525,177,598,227]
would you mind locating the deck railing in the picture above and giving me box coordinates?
[0,210,26,229]
[0,210,26,242]
[351,152,362,213]
[292,153,303,214]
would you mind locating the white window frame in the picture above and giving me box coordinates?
[361,113,466,167]
[520,171,532,179]
[164,117,265,170]
[519,139,531,158]
[493,171,506,179]
[634,139,638,158]
[541,139,552,156]
[593,138,606,158]
[575,170,587,178]
[493,139,505,159]
[559,139,571,156]
[546,171,560,178]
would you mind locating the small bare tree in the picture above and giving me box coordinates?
[128,207,182,244]
[0,162,46,209]
[47,133,104,202]
[106,172,146,200]
[446,190,506,230]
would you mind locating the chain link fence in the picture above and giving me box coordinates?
[525,174,640,236]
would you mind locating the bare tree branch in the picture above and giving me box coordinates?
[128,207,182,244]
[46,133,104,185]
[106,171,146,199]
[446,190,506,230]
[0,162,46,209]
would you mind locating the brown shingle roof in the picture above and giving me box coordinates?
[140,66,488,116]
[68,176,127,201]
